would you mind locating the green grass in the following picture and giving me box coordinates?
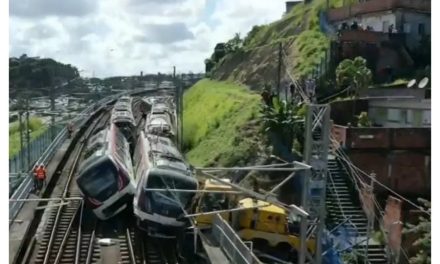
[212,0,343,82]
[378,78,410,88]
[9,117,47,157]
[183,79,262,167]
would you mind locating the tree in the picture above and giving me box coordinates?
[9,55,80,98]
[204,58,215,74]
[336,56,372,97]
[260,94,305,159]
[356,112,371,127]
[404,198,431,264]
[243,25,263,47]
[225,33,243,54]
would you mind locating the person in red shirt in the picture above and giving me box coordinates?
[32,164,39,192]
[36,164,47,192]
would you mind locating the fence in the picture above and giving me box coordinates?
[212,214,261,264]
[9,126,63,174]
[9,88,152,222]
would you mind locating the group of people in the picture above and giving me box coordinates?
[338,21,398,35]
[32,163,47,193]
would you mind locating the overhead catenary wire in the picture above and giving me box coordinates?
[281,48,310,103]
[332,143,417,263]
[331,149,411,263]
[277,41,421,261]
[330,139,430,216]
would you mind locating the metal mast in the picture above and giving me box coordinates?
[299,104,331,264]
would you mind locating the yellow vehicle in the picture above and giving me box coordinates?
[232,198,316,254]
[194,180,316,254]
[194,179,236,228]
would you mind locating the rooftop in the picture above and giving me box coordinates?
[328,0,431,22]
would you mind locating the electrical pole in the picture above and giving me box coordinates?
[18,111,24,170]
[26,110,30,169]
[277,42,282,97]
[365,172,376,264]
[179,75,184,152]
[300,104,331,264]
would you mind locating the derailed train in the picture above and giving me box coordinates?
[76,94,198,238]
[77,122,135,220]
[133,96,198,238]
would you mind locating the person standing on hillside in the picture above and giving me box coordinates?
[261,85,273,106]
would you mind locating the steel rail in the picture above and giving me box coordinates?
[126,228,137,264]
[41,112,106,264]
[85,223,97,264]
[41,140,85,264]
[74,202,84,264]
[53,205,81,264]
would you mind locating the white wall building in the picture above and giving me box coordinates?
[328,0,431,50]
[368,98,431,127]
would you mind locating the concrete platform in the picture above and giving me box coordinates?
[199,232,231,264]
[9,138,71,264]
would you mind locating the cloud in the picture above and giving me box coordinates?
[9,0,286,77]
[10,0,98,18]
[25,24,58,39]
[134,23,194,44]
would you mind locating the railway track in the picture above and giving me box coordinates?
[29,111,110,264]
[17,100,188,264]
[139,234,181,264]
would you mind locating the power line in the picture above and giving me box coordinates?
[332,144,430,216]
[331,147,411,263]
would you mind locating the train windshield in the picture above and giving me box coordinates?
[146,171,196,208]
[77,159,118,202]
[200,193,229,212]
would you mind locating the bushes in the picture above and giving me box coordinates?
[183,79,261,166]
[9,117,47,157]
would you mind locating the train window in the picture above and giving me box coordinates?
[201,193,227,212]
[77,159,118,201]
[147,172,196,207]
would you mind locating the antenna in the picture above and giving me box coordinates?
[407,79,417,88]
[418,77,429,89]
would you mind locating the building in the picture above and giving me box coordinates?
[324,0,430,82]
[368,98,431,127]
[285,0,303,14]
[330,97,431,197]
[327,0,431,50]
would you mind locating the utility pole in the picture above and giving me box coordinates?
[172,66,181,150]
[18,111,24,170]
[26,110,30,169]
[277,42,282,97]
[364,172,376,264]
[300,104,331,264]
[179,75,184,151]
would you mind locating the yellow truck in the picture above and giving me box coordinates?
[194,179,235,228]
[194,179,316,254]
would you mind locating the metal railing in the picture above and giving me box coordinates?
[212,214,261,264]
[9,88,152,223]
[9,126,63,174]
[9,126,68,220]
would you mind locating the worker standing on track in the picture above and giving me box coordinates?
[36,164,47,193]
[32,164,39,192]
[67,123,74,138]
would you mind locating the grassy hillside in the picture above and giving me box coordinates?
[183,79,264,167]
[9,118,47,157]
[211,0,347,89]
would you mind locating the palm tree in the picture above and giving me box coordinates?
[260,96,305,159]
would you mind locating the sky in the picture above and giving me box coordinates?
[9,0,287,78]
